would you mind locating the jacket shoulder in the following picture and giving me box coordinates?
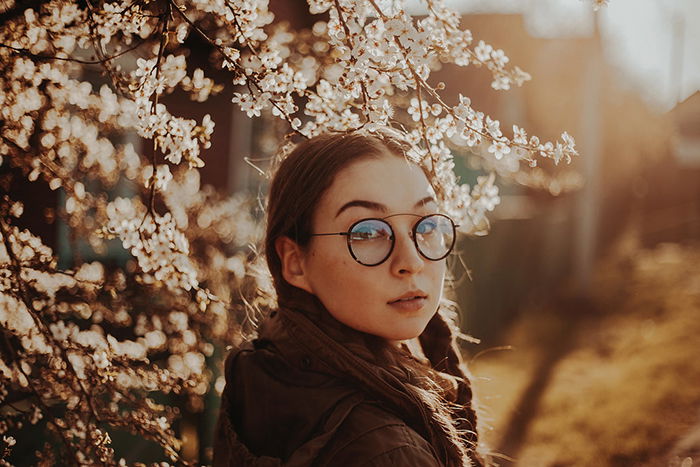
[315,402,440,466]
[217,341,361,462]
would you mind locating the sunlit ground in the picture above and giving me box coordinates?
[471,240,700,466]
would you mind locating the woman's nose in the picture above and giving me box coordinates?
[390,230,424,276]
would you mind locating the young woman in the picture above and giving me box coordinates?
[214,131,485,466]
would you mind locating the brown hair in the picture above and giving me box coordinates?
[264,131,483,465]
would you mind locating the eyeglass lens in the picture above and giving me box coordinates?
[348,215,454,266]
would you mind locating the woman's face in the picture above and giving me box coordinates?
[299,152,447,342]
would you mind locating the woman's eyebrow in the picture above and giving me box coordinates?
[335,200,387,218]
[335,196,437,218]
[415,196,437,208]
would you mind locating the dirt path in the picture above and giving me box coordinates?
[471,243,700,466]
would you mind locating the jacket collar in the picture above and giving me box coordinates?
[258,293,379,374]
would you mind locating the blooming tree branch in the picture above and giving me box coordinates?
[0,0,602,462]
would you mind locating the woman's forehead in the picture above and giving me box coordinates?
[321,155,436,215]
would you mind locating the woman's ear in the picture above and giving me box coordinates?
[275,236,313,294]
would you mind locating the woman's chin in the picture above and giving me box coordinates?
[375,323,430,342]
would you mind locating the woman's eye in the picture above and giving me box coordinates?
[417,220,437,235]
[353,230,383,241]
[351,225,391,241]
[351,231,375,240]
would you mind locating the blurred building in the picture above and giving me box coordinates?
[671,91,700,168]
[638,91,700,247]
[436,14,673,342]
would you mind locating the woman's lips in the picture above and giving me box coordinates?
[388,297,427,311]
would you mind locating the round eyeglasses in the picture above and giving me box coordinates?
[309,213,458,266]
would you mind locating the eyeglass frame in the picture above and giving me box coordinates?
[308,213,459,267]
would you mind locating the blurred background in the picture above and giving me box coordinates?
[9,0,699,465]
[429,1,700,465]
